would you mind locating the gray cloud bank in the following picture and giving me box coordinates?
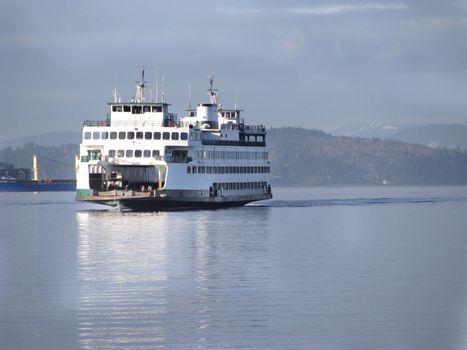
[1,0,467,140]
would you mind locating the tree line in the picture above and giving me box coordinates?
[1,128,467,185]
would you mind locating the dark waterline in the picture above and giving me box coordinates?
[1,187,467,349]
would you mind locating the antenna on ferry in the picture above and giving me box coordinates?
[234,84,239,110]
[112,88,118,103]
[135,67,147,103]
[161,75,165,103]
[155,66,159,103]
[188,82,192,109]
[207,75,218,105]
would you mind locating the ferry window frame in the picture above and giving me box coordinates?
[123,105,131,112]
[145,132,152,140]
[117,149,124,157]
[143,150,151,158]
[181,132,188,140]
[192,166,197,174]
[162,132,170,140]
[152,106,162,112]
[126,150,133,157]
[154,132,161,140]
[110,132,117,139]
[118,131,126,140]
[171,132,179,140]
[135,150,142,158]
[101,131,108,140]
[127,131,135,140]
[92,132,100,140]
[84,132,91,140]
[152,150,160,157]
[108,150,116,157]
[136,131,144,139]
[143,105,151,113]
[132,105,142,114]
[187,166,191,174]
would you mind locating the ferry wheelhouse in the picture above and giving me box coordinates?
[76,72,272,210]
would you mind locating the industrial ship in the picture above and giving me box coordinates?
[0,156,76,192]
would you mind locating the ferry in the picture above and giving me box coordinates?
[75,71,272,210]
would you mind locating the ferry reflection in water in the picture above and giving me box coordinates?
[75,207,271,349]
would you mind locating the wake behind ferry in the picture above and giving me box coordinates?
[76,71,272,210]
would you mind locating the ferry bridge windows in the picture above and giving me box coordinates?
[126,150,133,157]
[117,150,124,157]
[118,131,126,140]
[132,106,142,114]
[154,132,161,140]
[110,132,117,139]
[84,132,91,140]
[145,132,152,140]
[136,131,144,139]
[92,132,100,140]
[152,106,162,113]
[123,105,131,112]
[101,132,108,140]
[163,132,170,140]
[143,105,151,113]
[127,131,135,140]
[112,105,123,112]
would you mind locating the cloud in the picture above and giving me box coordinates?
[289,3,409,15]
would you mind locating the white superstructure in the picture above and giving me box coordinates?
[76,71,272,210]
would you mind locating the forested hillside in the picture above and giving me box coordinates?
[268,127,467,185]
[0,142,78,179]
[1,128,467,185]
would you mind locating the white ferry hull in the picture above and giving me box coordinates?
[77,191,272,211]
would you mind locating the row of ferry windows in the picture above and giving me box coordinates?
[214,182,267,190]
[187,165,271,174]
[197,150,269,160]
[108,149,160,158]
[84,131,188,141]
[112,105,163,114]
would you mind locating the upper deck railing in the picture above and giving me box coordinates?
[82,119,266,133]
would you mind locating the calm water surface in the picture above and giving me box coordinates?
[1,187,467,350]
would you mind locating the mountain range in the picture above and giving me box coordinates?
[330,122,467,149]
[1,127,467,185]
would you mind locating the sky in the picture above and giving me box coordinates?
[1,0,467,141]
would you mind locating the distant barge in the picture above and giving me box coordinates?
[0,156,76,192]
